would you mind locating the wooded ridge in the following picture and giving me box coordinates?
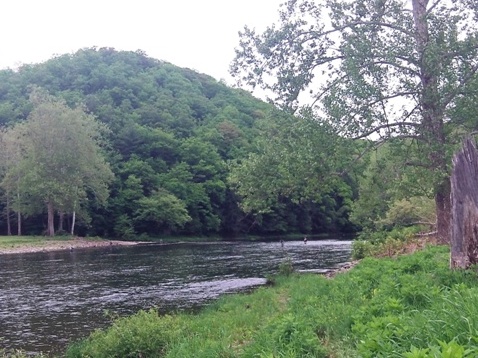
[0,48,357,238]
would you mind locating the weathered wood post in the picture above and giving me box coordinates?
[450,138,478,269]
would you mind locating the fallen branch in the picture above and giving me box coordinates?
[415,231,437,237]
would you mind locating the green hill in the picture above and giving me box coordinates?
[0,47,355,238]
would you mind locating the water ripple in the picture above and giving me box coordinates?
[0,239,351,355]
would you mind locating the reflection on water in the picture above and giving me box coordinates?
[0,239,351,355]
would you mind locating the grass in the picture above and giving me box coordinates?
[60,244,478,358]
[8,242,478,357]
[0,235,84,250]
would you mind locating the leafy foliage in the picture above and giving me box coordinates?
[134,189,191,234]
[229,108,360,233]
[66,310,181,358]
[0,48,356,237]
[0,88,113,236]
[231,0,478,241]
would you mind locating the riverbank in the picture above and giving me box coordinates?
[61,244,478,358]
[1,239,351,357]
[0,236,143,255]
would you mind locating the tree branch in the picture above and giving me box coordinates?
[310,20,415,39]
[405,160,433,169]
[368,59,420,77]
[426,0,443,16]
[366,91,420,108]
[353,121,421,140]
[311,73,349,106]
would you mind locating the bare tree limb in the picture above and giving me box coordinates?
[353,121,421,140]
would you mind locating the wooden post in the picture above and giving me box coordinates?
[450,138,478,269]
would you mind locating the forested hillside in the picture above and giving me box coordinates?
[0,48,356,238]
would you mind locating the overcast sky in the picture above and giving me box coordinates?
[0,0,283,84]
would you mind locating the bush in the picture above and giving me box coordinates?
[352,240,376,259]
[278,258,295,276]
[353,226,425,259]
[66,309,180,358]
[380,197,434,229]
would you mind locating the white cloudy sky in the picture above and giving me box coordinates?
[0,0,283,84]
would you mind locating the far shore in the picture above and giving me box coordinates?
[0,237,145,255]
[0,235,356,256]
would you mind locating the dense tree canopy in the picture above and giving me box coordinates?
[229,108,359,233]
[231,0,478,241]
[0,48,357,237]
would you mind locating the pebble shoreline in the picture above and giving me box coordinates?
[0,238,142,255]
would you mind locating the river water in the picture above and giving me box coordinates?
[0,239,351,355]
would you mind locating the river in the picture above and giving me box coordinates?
[0,239,352,355]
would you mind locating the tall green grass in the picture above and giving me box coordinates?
[63,245,478,358]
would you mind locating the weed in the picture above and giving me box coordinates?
[278,258,295,276]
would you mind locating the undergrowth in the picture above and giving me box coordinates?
[352,226,432,259]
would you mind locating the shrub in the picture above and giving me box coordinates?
[353,226,425,259]
[380,197,435,229]
[352,240,376,259]
[66,309,181,358]
[278,258,295,276]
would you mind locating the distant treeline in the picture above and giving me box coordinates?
[0,48,357,238]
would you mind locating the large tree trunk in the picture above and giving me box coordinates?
[16,192,22,236]
[413,0,450,243]
[450,138,478,269]
[47,201,55,237]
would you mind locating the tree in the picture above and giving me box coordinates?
[9,89,114,236]
[450,138,478,268]
[0,127,26,235]
[231,0,478,242]
[134,189,191,234]
[229,109,358,231]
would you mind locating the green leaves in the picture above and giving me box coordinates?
[134,189,191,232]
[0,88,114,235]
[232,0,478,240]
[229,109,358,222]
[0,47,365,237]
